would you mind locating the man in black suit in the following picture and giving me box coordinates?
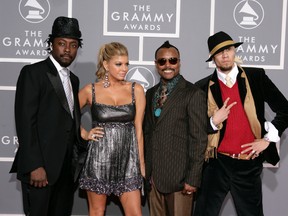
[10,16,84,216]
[194,31,288,216]
[144,41,207,215]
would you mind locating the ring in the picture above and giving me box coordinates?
[92,134,96,139]
[187,191,192,195]
[252,150,256,154]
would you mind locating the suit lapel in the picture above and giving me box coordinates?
[210,71,224,108]
[70,73,81,140]
[45,58,72,116]
[70,73,80,124]
[148,84,159,125]
[237,67,247,105]
[156,76,185,125]
[70,73,79,112]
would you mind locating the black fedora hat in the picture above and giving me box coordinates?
[49,16,82,40]
[206,31,243,62]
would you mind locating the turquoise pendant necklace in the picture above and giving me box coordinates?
[154,108,162,117]
[153,75,180,118]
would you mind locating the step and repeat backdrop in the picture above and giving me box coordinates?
[1,0,288,215]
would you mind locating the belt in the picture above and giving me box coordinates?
[218,152,250,160]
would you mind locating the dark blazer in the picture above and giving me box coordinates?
[144,75,207,193]
[196,67,288,165]
[10,57,86,184]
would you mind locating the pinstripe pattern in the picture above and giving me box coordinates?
[144,76,208,193]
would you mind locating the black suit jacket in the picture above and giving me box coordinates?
[10,57,86,184]
[144,75,207,193]
[196,67,288,165]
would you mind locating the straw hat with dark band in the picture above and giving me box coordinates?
[206,31,243,62]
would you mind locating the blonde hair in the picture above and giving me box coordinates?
[96,42,129,79]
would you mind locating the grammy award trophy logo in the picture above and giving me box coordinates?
[19,0,50,23]
[233,0,264,30]
[126,66,156,92]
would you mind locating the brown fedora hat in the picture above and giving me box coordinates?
[206,31,243,62]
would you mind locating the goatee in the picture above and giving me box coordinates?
[219,66,233,72]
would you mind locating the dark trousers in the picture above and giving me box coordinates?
[194,154,263,216]
[21,152,74,216]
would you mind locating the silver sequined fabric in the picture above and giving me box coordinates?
[79,83,142,196]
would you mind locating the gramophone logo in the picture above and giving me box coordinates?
[126,66,157,92]
[233,0,264,30]
[19,0,50,23]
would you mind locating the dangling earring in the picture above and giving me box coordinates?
[103,71,110,88]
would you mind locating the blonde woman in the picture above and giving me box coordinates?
[78,42,145,216]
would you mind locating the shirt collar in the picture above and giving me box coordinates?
[49,55,69,73]
[216,63,238,85]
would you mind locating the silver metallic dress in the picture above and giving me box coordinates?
[79,82,142,196]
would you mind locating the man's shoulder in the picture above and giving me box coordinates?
[240,66,265,73]
[180,78,206,97]
[194,74,213,90]
[239,66,265,79]
[23,58,49,70]
[195,75,211,83]
[18,58,55,81]
[182,78,198,89]
[146,83,159,94]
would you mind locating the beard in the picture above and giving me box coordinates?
[218,65,233,72]
[217,61,235,72]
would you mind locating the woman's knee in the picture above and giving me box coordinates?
[120,190,142,216]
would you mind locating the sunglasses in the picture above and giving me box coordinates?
[156,58,179,66]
